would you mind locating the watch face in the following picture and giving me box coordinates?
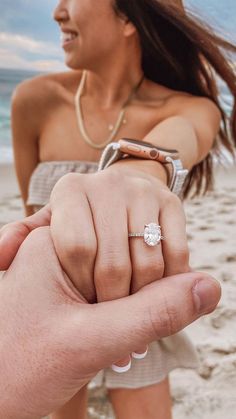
[120,138,178,154]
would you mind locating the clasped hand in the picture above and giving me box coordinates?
[1,166,190,368]
[0,167,221,418]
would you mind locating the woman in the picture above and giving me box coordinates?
[11,0,236,418]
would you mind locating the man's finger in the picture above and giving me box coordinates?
[0,205,51,270]
[72,272,221,373]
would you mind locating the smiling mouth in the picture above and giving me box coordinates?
[60,32,78,47]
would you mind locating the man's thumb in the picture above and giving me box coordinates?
[76,272,221,372]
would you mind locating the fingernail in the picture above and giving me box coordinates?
[132,348,148,360]
[192,278,220,314]
[111,359,131,373]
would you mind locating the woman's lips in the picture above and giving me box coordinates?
[60,31,78,48]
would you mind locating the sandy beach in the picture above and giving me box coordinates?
[0,162,236,419]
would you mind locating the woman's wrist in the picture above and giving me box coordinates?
[105,157,168,186]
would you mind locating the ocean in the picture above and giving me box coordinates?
[0,68,43,163]
[0,67,233,164]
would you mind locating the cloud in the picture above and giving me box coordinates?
[0,30,67,71]
[0,32,61,56]
[0,31,66,71]
[0,47,66,72]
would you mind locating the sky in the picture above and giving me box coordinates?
[0,0,235,72]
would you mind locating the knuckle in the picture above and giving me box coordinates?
[169,246,189,268]
[164,246,190,275]
[149,290,181,337]
[152,261,165,279]
[126,177,153,198]
[51,173,85,202]
[0,220,30,242]
[54,172,79,190]
[173,245,189,261]
[60,238,96,263]
[134,258,165,280]
[96,261,131,284]
[138,178,153,192]
[100,170,123,190]
[162,189,182,207]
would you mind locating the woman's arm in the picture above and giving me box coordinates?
[3,94,221,370]
[11,79,41,216]
[112,97,221,179]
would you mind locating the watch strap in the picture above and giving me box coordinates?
[165,157,189,196]
[98,142,126,171]
[98,142,188,197]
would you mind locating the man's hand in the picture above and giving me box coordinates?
[0,227,221,419]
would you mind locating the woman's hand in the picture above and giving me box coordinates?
[50,167,190,293]
[0,167,190,370]
[49,167,190,369]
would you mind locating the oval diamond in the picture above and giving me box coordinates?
[144,223,162,246]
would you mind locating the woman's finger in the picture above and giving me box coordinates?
[127,189,163,358]
[0,204,51,270]
[87,178,132,371]
[50,174,97,303]
[91,201,131,302]
[159,194,190,277]
[127,194,164,294]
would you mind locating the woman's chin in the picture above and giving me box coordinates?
[64,57,83,71]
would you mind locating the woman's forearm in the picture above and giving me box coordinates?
[108,103,221,183]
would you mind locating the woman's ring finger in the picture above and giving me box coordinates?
[128,222,164,247]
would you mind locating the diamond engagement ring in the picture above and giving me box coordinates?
[128,223,164,247]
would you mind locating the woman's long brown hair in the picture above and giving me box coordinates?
[114,0,236,197]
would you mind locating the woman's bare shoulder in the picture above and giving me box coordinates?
[144,79,190,104]
[12,70,82,109]
[146,79,217,112]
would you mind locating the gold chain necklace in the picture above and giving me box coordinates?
[74,71,144,150]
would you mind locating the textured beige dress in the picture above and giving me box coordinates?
[27,161,199,389]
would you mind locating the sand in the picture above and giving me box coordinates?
[0,163,236,419]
